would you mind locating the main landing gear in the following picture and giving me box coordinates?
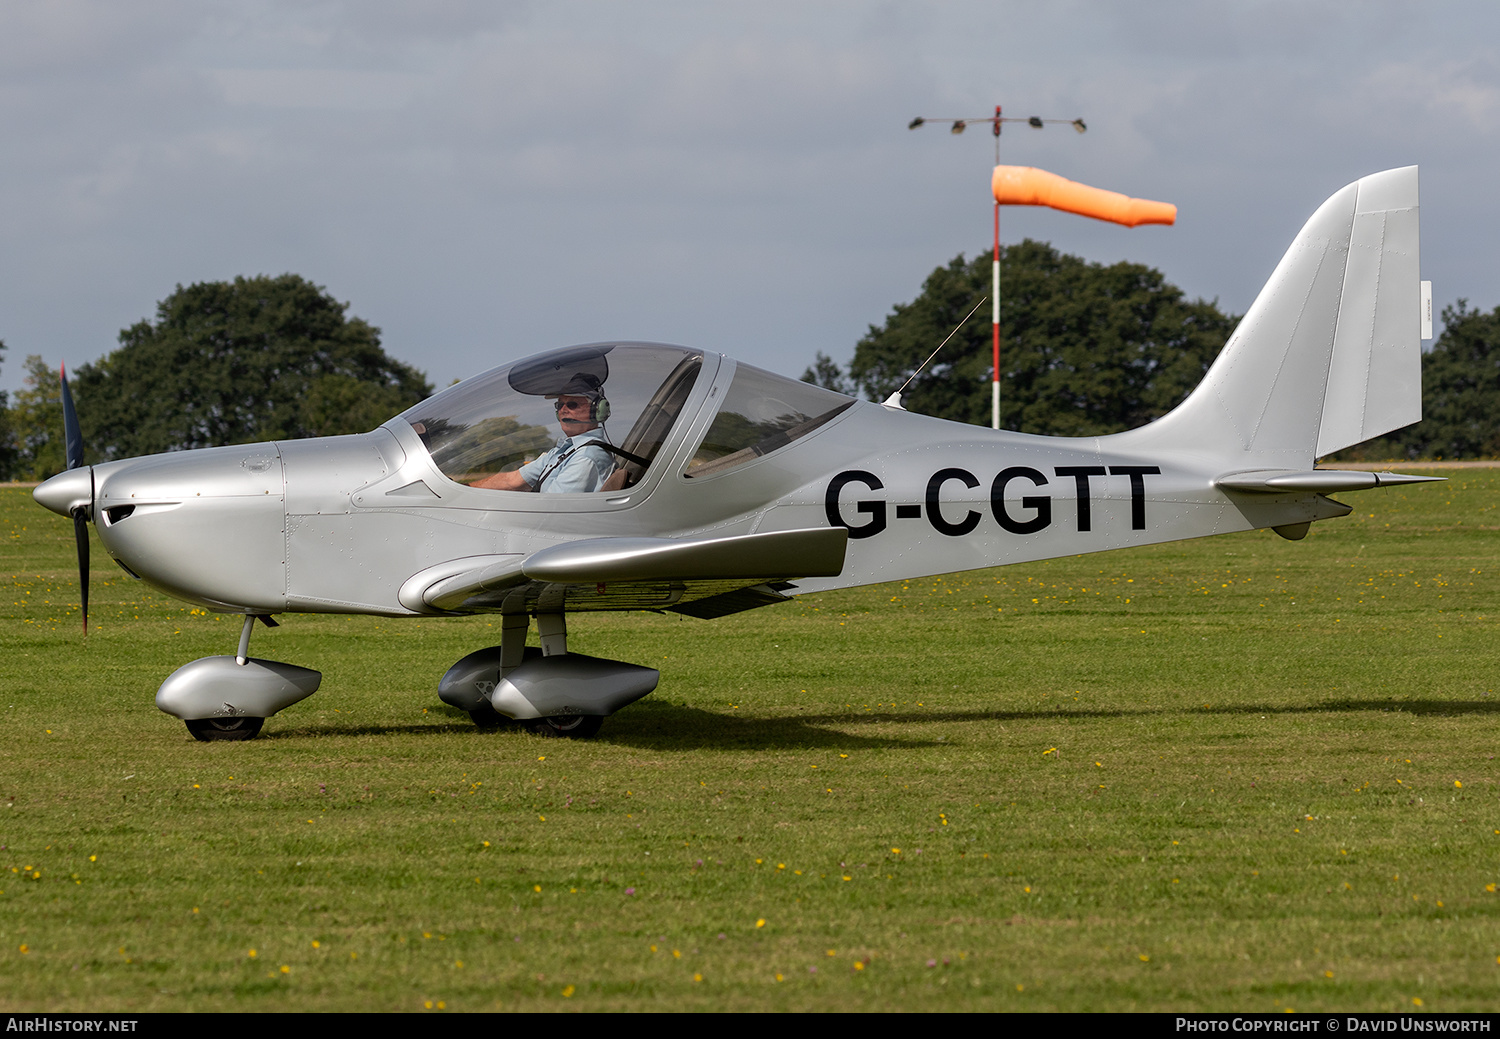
[156,608,656,743]
[439,609,658,739]
[185,716,264,742]
[155,614,320,742]
[526,714,604,739]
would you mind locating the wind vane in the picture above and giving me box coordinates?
[909,106,1175,429]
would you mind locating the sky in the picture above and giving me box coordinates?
[2,1,1497,396]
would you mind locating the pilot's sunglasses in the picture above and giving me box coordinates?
[554,399,591,412]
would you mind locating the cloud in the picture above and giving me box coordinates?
[1,1,1498,393]
[210,68,429,110]
[1361,55,1500,134]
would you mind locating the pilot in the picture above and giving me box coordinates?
[473,381,616,493]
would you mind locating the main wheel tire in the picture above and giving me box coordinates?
[185,716,264,742]
[468,704,509,729]
[525,715,603,739]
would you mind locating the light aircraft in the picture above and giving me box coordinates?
[34,166,1441,742]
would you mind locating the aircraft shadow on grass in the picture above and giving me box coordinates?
[257,696,1499,750]
[811,698,1500,726]
[269,701,936,751]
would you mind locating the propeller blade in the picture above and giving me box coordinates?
[60,362,84,471]
[73,507,90,636]
[60,363,91,634]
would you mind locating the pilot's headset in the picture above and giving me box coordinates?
[581,389,611,425]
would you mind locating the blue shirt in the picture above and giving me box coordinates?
[518,434,615,493]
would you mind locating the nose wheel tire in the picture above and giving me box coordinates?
[185,717,264,742]
[525,715,603,739]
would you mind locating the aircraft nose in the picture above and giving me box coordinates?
[33,467,94,517]
[91,444,288,613]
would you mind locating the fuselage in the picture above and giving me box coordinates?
[40,343,1333,618]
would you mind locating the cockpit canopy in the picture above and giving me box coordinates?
[403,343,704,490]
[680,362,854,478]
[400,343,855,491]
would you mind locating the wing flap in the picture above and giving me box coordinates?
[667,582,796,619]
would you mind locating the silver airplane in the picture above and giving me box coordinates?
[33,166,1440,742]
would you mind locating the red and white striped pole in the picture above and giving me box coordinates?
[991,105,1002,430]
[906,106,1088,431]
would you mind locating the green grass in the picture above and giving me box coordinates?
[2,473,1497,1012]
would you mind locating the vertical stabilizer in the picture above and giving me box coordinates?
[1122,168,1421,468]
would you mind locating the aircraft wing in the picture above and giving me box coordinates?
[402,527,849,618]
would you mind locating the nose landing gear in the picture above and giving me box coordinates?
[185,716,264,742]
[157,614,320,741]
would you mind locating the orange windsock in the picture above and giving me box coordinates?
[991,165,1176,227]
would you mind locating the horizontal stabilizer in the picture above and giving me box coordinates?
[1216,469,1445,493]
[522,527,847,584]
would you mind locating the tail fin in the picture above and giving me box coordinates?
[1123,167,1421,467]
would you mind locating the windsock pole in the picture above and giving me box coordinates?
[991,105,1002,430]
[992,196,1001,430]
[906,106,1095,431]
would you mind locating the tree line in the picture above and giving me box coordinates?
[804,240,1500,462]
[0,275,432,481]
[2,255,1498,482]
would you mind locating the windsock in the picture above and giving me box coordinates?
[991,165,1176,227]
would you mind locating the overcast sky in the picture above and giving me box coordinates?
[2,1,1497,396]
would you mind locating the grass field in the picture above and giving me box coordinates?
[2,472,1497,1012]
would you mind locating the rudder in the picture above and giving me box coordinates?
[1316,168,1421,456]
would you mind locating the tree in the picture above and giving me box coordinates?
[1363,300,1500,460]
[801,351,854,396]
[73,275,433,460]
[0,339,13,480]
[5,355,66,482]
[1406,301,1500,458]
[831,240,1238,435]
